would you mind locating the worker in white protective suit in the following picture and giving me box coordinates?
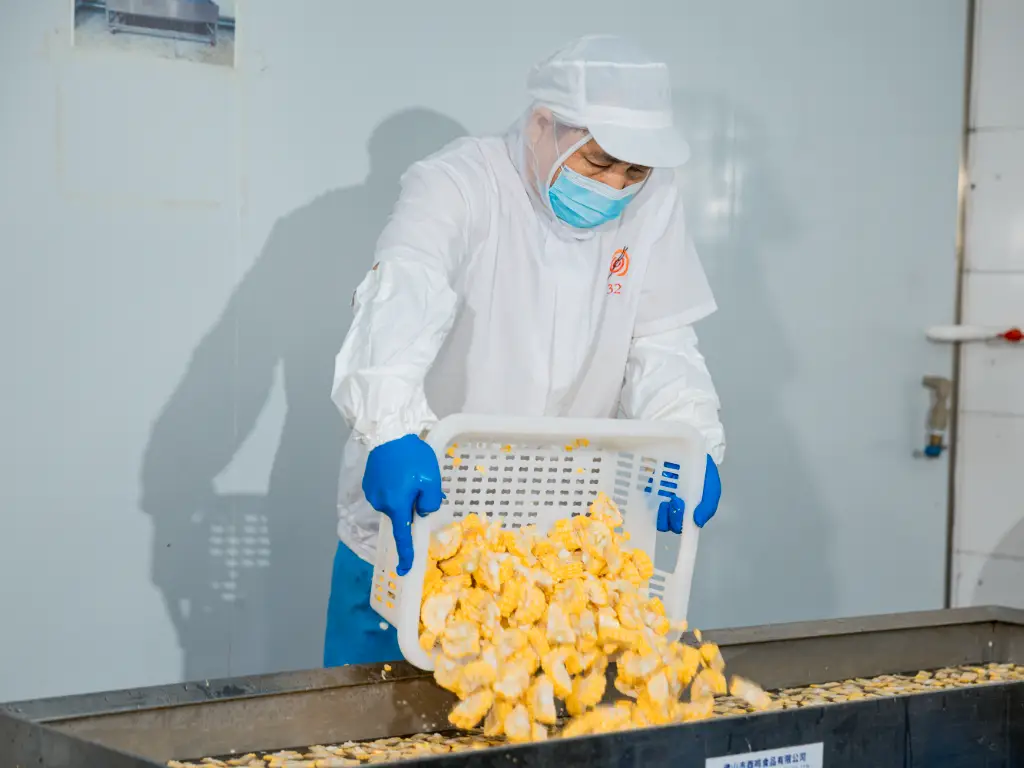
[325,35,724,666]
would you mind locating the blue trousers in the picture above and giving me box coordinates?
[324,541,402,667]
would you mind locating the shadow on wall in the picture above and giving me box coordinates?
[673,89,838,629]
[139,108,468,682]
[972,524,1024,609]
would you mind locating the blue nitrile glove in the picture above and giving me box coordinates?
[362,434,443,576]
[657,454,721,533]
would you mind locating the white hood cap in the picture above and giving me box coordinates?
[526,34,690,169]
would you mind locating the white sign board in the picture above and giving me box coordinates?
[705,742,824,768]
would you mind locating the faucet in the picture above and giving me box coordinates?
[920,376,952,458]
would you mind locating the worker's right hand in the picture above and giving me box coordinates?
[362,434,444,576]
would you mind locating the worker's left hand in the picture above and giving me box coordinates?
[362,434,444,576]
[656,454,721,533]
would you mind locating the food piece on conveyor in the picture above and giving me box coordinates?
[729,675,772,710]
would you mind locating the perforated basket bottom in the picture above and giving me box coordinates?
[444,443,605,528]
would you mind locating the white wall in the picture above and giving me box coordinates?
[953,0,1024,607]
[0,1,966,702]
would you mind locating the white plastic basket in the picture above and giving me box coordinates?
[370,414,708,671]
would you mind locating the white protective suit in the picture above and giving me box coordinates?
[332,36,725,563]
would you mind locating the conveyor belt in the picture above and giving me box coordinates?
[4,607,1024,767]
[168,663,1024,766]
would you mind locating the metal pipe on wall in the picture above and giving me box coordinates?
[944,0,978,608]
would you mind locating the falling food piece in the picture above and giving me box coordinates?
[449,689,494,730]
[483,698,512,738]
[692,668,728,698]
[700,643,726,672]
[503,703,532,743]
[566,669,606,715]
[730,675,772,710]
[421,592,457,636]
[475,465,486,473]
[545,602,576,645]
[527,675,557,724]
[493,661,531,700]
[441,621,481,658]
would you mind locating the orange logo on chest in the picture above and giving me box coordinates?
[610,247,630,277]
[608,247,629,296]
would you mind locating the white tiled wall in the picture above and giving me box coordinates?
[952,0,1024,607]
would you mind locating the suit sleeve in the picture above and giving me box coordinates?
[621,190,725,462]
[331,161,470,447]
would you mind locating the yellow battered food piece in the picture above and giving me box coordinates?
[418,493,772,742]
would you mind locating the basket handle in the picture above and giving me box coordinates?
[663,498,701,630]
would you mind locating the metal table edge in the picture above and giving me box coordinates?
[703,605,1024,646]
[0,662,434,724]
[0,708,165,768]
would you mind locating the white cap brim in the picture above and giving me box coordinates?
[589,122,691,169]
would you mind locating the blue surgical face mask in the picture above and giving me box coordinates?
[548,165,641,229]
